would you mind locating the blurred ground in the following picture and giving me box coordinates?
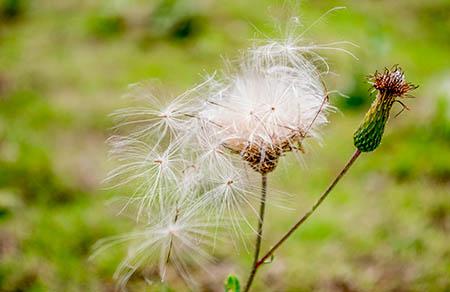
[0,0,449,291]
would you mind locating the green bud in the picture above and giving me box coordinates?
[353,66,417,152]
[224,274,241,292]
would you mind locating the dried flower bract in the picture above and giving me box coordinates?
[369,65,418,98]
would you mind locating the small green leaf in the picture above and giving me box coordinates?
[263,254,274,264]
[224,274,240,292]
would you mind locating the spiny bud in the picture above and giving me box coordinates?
[353,66,417,152]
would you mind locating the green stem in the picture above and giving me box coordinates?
[243,173,268,292]
[165,207,180,264]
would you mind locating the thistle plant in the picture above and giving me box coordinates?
[96,13,417,292]
[96,15,352,289]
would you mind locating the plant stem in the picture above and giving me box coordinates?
[243,173,268,292]
[165,207,180,264]
[255,149,361,269]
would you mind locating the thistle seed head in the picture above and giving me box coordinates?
[102,14,352,287]
[200,46,331,174]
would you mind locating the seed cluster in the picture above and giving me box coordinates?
[225,132,305,174]
[104,23,335,288]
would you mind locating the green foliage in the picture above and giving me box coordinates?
[86,13,125,38]
[169,16,200,40]
[0,90,78,204]
[0,144,80,204]
[0,0,24,20]
[224,274,240,292]
[0,0,449,291]
[148,0,203,41]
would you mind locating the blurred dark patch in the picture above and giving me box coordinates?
[429,203,450,233]
[0,266,43,292]
[0,190,19,221]
[86,13,126,39]
[169,16,200,40]
[0,208,9,220]
[0,0,25,22]
[74,221,114,257]
[338,72,372,111]
[317,278,360,292]
[84,0,205,45]
[139,0,204,46]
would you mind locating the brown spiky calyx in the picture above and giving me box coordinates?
[224,132,304,174]
[369,65,418,98]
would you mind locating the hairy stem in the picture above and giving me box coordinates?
[243,173,268,292]
[255,149,361,270]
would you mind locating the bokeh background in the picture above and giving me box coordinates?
[1,0,449,291]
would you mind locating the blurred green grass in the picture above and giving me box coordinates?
[0,0,449,291]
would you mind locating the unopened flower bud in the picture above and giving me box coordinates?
[354,66,417,152]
